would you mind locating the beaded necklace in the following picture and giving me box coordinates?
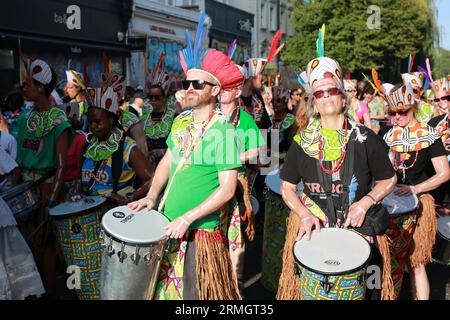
[318,117,350,175]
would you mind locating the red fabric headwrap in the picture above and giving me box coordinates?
[200,49,244,90]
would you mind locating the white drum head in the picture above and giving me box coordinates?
[381,189,418,215]
[437,216,450,240]
[265,169,303,196]
[293,228,371,275]
[102,206,169,244]
[49,196,106,217]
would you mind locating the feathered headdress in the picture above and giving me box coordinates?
[179,10,208,74]
[147,52,171,93]
[295,70,310,94]
[179,11,243,89]
[363,68,414,109]
[306,57,343,91]
[316,24,326,57]
[242,29,284,79]
[86,53,126,115]
[430,77,449,99]
[66,70,86,90]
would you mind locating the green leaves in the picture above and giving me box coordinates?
[283,0,440,82]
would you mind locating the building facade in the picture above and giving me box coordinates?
[0,0,133,100]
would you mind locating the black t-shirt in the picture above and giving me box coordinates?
[281,125,395,214]
[392,138,447,185]
[428,113,447,128]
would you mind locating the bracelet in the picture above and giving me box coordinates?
[365,194,377,206]
[179,217,190,226]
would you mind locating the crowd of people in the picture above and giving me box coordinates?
[0,15,449,301]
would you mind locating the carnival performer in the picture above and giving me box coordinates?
[276,54,397,300]
[141,54,180,168]
[380,80,450,300]
[0,147,45,300]
[270,85,296,153]
[401,64,435,123]
[218,58,266,294]
[239,30,284,129]
[65,69,90,131]
[344,79,372,129]
[428,76,450,214]
[82,73,154,204]
[16,58,73,297]
[363,85,385,134]
[128,12,242,300]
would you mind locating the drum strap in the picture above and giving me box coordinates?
[112,137,125,193]
[315,132,356,227]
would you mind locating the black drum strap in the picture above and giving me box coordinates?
[112,137,125,194]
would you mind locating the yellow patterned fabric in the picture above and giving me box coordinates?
[294,118,354,161]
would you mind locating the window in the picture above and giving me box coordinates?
[270,5,277,31]
[261,2,267,30]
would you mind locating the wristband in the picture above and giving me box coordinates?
[365,194,377,206]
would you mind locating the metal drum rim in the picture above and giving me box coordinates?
[292,228,372,276]
[101,228,168,247]
[49,196,108,219]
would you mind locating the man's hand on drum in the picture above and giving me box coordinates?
[163,216,190,239]
[297,213,321,241]
[394,184,418,196]
[128,195,156,212]
[344,198,371,228]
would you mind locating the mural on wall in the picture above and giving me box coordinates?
[146,37,185,94]
[210,38,251,65]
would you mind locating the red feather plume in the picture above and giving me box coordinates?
[266,29,284,62]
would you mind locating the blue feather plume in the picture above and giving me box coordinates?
[181,10,208,69]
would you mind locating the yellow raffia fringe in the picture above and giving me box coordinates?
[276,211,302,300]
[409,194,436,269]
[194,230,242,300]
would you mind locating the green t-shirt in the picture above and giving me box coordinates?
[234,109,266,153]
[16,107,73,180]
[163,111,242,230]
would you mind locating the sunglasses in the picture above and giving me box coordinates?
[182,80,216,90]
[434,96,450,102]
[345,89,356,93]
[313,87,341,99]
[413,89,420,94]
[149,95,162,100]
[387,109,411,116]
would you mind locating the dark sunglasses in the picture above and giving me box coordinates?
[313,87,341,99]
[387,109,411,116]
[413,89,420,94]
[345,89,356,93]
[149,95,162,100]
[434,96,450,102]
[182,80,216,90]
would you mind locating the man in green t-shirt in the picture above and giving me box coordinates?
[129,29,244,299]
[219,66,266,293]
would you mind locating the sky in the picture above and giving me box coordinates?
[436,0,450,49]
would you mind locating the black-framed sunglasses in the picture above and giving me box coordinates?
[182,80,216,90]
[434,96,450,102]
[387,108,411,116]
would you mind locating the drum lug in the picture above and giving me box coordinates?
[107,239,115,257]
[131,246,140,265]
[144,251,152,265]
[118,243,127,263]
[99,231,106,247]
[320,276,334,294]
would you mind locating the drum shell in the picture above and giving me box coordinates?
[432,230,450,266]
[52,202,111,300]
[293,244,370,300]
[0,182,41,218]
[100,231,168,300]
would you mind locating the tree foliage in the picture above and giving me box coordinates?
[283,0,440,83]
